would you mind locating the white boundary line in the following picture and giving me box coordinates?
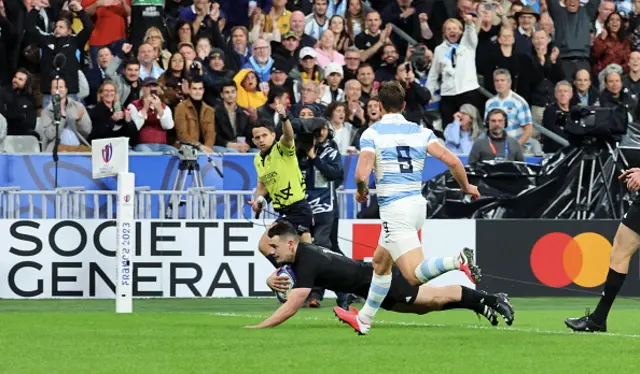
[213,312,640,339]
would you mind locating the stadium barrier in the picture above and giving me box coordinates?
[5,218,635,299]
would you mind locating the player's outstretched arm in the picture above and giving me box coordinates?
[427,141,480,199]
[274,98,295,149]
[245,288,311,329]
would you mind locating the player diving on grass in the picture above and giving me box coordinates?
[565,168,640,332]
[332,81,508,335]
[244,221,514,329]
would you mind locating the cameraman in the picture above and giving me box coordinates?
[250,98,314,265]
[298,118,349,308]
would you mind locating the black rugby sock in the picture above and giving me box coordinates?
[442,301,486,314]
[459,286,499,307]
[591,268,626,325]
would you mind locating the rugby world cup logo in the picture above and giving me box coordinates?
[102,143,113,163]
[530,232,612,288]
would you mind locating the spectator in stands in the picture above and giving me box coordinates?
[352,96,381,148]
[542,80,572,153]
[595,0,616,37]
[129,0,167,48]
[86,47,113,107]
[127,77,177,154]
[444,104,481,154]
[395,62,431,125]
[138,43,165,80]
[89,80,137,144]
[375,43,400,83]
[485,69,536,151]
[592,12,631,76]
[479,26,533,103]
[272,30,301,73]
[529,31,562,127]
[290,47,324,88]
[82,0,130,68]
[233,68,268,108]
[427,16,480,128]
[570,69,601,106]
[601,70,638,121]
[157,52,188,112]
[2,69,38,137]
[344,78,365,126]
[381,0,419,55]
[299,105,319,118]
[220,0,269,30]
[293,80,324,115]
[326,100,353,153]
[174,78,215,153]
[624,51,640,96]
[329,15,352,54]
[268,62,296,104]
[29,0,94,109]
[355,12,391,67]
[546,0,600,80]
[243,38,275,82]
[314,29,345,68]
[290,10,317,48]
[319,62,345,106]
[144,27,172,70]
[468,108,525,167]
[40,76,93,152]
[514,5,538,56]
[195,36,213,61]
[356,63,376,101]
[342,46,361,84]
[0,2,16,88]
[345,0,364,37]
[538,12,554,39]
[258,86,291,128]
[203,49,236,106]
[106,53,142,110]
[305,0,329,40]
[178,43,198,65]
[265,0,292,35]
[214,81,256,153]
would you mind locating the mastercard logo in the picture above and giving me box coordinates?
[530,232,612,288]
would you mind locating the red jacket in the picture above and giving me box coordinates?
[131,98,168,145]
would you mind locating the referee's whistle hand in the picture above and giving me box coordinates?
[249,200,262,213]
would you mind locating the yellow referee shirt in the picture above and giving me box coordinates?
[254,140,306,210]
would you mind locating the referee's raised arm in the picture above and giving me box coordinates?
[275,98,295,148]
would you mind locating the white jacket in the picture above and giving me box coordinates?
[427,23,479,97]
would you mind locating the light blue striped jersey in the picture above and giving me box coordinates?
[359,113,439,207]
[484,91,532,140]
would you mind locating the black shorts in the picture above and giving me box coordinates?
[380,266,419,310]
[275,199,313,235]
[622,202,640,235]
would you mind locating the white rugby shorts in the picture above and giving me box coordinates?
[377,195,426,260]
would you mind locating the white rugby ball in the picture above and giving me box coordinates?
[276,266,296,303]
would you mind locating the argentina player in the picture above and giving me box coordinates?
[334,81,483,335]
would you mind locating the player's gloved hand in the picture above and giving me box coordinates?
[266,271,292,293]
[461,184,481,200]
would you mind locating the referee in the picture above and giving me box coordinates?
[250,98,314,266]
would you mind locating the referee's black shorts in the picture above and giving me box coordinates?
[381,266,419,310]
[275,199,313,235]
[622,202,640,235]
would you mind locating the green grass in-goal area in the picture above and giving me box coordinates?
[1,298,640,374]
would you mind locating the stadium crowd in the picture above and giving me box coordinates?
[0,0,639,158]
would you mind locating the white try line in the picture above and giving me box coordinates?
[213,312,640,339]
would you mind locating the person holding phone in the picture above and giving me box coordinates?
[127,77,178,154]
[89,81,138,145]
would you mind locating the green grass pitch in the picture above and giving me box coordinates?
[2,297,640,374]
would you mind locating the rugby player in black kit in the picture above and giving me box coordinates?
[565,168,640,332]
[245,221,515,329]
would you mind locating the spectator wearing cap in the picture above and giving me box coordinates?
[214,80,257,153]
[514,5,539,56]
[242,38,275,83]
[290,47,325,93]
[39,76,92,152]
[272,30,302,72]
[203,48,236,105]
[374,43,400,82]
[234,68,268,108]
[305,0,330,40]
[27,0,94,109]
[265,0,291,34]
[444,104,481,154]
[314,29,346,68]
[547,0,600,81]
[127,77,177,154]
[592,12,631,76]
[290,10,318,48]
[138,43,165,80]
[426,16,480,127]
[269,61,296,104]
[320,62,345,106]
[174,78,215,153]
